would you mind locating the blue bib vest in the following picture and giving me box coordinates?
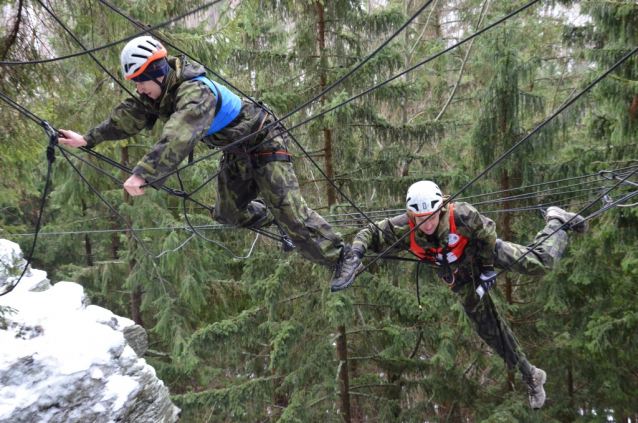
[191,76,242,135]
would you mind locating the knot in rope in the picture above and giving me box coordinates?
[46,145,56,163]
[165,188,190,199]
[42,120,58,164]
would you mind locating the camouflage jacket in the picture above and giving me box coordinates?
[84,56,278,182]
[352,199,497,276]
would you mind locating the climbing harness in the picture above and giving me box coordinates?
[408,204,469,268]
[191,76,293,168]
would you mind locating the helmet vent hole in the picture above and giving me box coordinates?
[138,46,153,54]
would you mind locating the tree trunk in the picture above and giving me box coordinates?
[388,371,402,419]
[1,0,23,61]
[399,0,411,177]
[566,352,575,422]
[567,354,574,399]
[337,324,351,423]
[81,199,93,267]
[109,223,121,260]
[317,4,349,419]
[349,359,361,422]
[271,344,289,409]
[317,1,336,206]
[323,128,336,205]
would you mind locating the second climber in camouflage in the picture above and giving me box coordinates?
[330,180,590,410]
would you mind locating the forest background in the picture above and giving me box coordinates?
[1,0,637,421]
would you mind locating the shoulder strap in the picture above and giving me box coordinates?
[191,75,242,135]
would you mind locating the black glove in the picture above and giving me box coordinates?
[479,265,497,292]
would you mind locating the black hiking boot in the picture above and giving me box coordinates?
[330,245,364,292]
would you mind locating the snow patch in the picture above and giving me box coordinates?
[0,239,179,423]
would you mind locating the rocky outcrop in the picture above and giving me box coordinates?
[0,239,180,423]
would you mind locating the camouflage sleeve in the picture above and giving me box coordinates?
[353,213,412,256]
[83,98,151,148]
[132,80,217,181]
[453,202,497,266]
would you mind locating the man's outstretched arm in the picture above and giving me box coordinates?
[353,213,411,257]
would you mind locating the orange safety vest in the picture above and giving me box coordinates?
[409,203,469,266]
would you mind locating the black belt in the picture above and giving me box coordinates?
[250,151,292,165]
[224,109,293,167]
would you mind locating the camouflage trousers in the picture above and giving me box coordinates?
[493,219,568,276]
[454,219,569,376]
[213,156,344,267]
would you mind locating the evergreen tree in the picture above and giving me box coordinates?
[2,1,637,422]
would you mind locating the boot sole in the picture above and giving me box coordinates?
[330,274,356,292]
[330,265,364,293]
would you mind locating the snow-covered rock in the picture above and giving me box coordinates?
[0,239,180,423]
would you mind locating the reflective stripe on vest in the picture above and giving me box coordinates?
[409,203,469,265]
[192,76,242,135]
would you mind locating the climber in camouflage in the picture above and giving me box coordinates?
[58,36,345,268]
[330,180,590,410]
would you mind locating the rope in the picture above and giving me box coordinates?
[1,122,57,297]
[0,0,224,66]
[90,0,436,252]
[598,170,638,207]
[9,180,635,236]
[458,165,638,201]
[2,0,632,268]
[56,147,197,259]
[415,260,425,310]
[128,0,541,257]
[174,172,260,260]
[35,0,138,101]
[491,168,638,280]
[0,92,44,126]
[0,91,261,259]
[61,145,217,213]
[145,0,542,187]
[13,0,540,259]
[356,43,638,275]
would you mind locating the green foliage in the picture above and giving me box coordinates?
[2,0,638,421]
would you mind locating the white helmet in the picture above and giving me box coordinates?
[406,181,443,216]
[120,36,167,80]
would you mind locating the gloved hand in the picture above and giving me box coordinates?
[476,265,497,298]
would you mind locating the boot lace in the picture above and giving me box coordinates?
[524,374,538,397]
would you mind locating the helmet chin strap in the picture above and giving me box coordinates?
[140,71,169,103]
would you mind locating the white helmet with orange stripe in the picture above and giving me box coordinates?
[406,181,443,216]
[120,36,167,81]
